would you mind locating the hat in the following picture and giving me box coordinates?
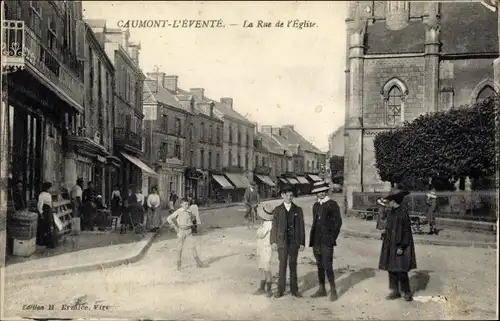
[279,184,293,194]
[311,181,329,194]
[76,177,84,183]
[257,203,274,221]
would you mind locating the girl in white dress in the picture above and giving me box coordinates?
[253,203,275,297]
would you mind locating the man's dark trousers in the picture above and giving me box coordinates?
[313,244,335,287]
[277,244,300,294]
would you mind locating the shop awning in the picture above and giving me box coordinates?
[308,174,322,182]
[255,175,276,187]
[296,176,310,184]
[287,178,300,185]
[225,173,251,189]
[120,152,158,177]
[279,178,288,184]
[212,175,234,189]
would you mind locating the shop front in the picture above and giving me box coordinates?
[184,167,205,201]
[210,172,235,203]
[296,175,311,194]
[65,135,110,200]
[225,172,251,202]
[254,174,276,199]
[157,158,185,209]
[119,151,158,197]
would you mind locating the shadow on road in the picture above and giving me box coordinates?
[204,252,240,265]
[298,266,375,295]
[337,267,377,298]
[410,270,432,294]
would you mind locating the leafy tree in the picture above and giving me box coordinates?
[373,95,498,190]
[329,155,344,185]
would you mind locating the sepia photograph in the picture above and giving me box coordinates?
[0,0,499,320]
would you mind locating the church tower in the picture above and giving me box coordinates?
[343,1,499,211]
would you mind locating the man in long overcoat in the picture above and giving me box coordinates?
[270,184,305,298]
[309,181,342,301]
[378,190,416,302]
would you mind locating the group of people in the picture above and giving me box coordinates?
[252,181,418,302]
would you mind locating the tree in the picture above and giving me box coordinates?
[329,156,344,185]
[373,95,498,189]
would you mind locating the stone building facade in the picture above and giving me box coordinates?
[143,75,190,206]
[328,126,345,158]
[344,1,499,209]
[89,24,147,193]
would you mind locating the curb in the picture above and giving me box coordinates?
[341,227,497,249]
[5,202,243,282]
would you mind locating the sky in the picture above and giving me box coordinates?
[82,1,348,152]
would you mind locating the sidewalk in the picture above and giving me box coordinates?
[4,201,246,281]
[339,216,497,249]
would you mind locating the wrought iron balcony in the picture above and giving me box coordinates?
[2,20,25,72]
[2,20,84,112]
[114,127,142,153]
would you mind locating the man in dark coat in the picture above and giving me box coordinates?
[378,190,416,302]
[270,184,306,298]
[309,181,342,301]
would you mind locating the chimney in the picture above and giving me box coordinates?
[283,124,295,131]
[163,75,178,92]
[253,122,259,135]
[121,28,130,50]
[103,28,123,46]
[128,42,141,66]
[261,125,272,135]
[146,72,166,87]
[220,97,233,109]
[190,88,204,100]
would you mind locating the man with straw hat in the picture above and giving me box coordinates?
[308,181,342,301]
[253,203,275,297]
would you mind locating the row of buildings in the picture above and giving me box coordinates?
[341,1,499,209]
[1,1,326,210]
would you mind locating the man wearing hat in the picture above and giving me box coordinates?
[270,184,306,298]
[309,181,342,301]
[244,181,260,221]
[253,203,276,297]
[378,189,416,302]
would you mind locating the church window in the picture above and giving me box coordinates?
[386,86,402,126]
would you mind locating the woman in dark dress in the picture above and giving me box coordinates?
[37,182,58,248]
[120,186,135,234]
[82,181,98,230]
[378,190,416,302]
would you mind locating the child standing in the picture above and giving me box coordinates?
[253,203,275,297]
[166,198,206,270]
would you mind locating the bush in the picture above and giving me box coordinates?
[374,95,498,189]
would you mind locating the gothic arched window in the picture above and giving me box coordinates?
[381,77,408,127]
[476,85,496,102]
[387,86,403,126]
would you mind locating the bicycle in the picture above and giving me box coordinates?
[246,204,258,229]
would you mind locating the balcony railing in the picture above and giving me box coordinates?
[2,20,25,72]
[2,19,84,109]
[114,127,142,151]
[24,26,84,109]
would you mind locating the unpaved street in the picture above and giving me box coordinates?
[3,196,497,320]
